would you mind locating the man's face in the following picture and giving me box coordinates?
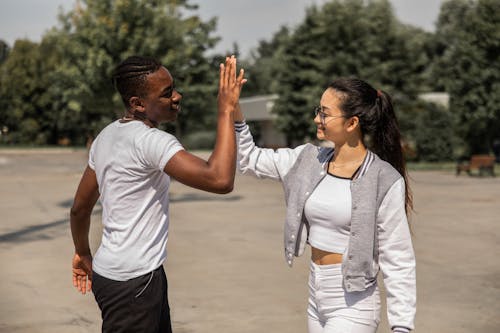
[141,66,182,124]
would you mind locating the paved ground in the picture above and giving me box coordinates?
[0,149,499,333]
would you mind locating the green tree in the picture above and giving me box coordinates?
[432,0,500,154]
[0,40,9,65]
[401,101,456,161]
[0,40,51,144]
[243,26,290,97]
[45,0,220,144]
[271,5,326,145]
[264,0,432,145]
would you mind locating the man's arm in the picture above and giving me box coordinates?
[70,165,99,294]
[164,56,246,194]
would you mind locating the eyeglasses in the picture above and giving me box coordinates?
[314,106,344,126]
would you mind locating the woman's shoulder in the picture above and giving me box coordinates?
[284,143,332,174]
[297,142,333,158]
[369,152,403,182]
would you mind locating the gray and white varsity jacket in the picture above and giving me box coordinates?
[236,122,416,332]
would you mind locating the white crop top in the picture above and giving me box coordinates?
[304,174,351,254]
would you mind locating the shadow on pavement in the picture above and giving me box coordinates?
[170,193,241,203]
[0,202,102,244]
[58,199,74,208]
[0,218,68,243]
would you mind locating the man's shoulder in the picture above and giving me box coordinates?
[136,127,179,146]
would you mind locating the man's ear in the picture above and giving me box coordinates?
[129,96,145,113]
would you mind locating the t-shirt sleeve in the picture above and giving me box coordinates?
[136,129,185,171]
[88,136,98,170]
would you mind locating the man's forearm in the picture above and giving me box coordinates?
[206,110,236,191]
[70,211,92,255]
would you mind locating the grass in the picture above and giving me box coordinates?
[407,162,457,171]
[407,161,500,177]
[0,145,87,154]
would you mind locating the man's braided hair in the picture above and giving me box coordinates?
[112,56,162,108]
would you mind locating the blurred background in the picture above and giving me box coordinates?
[0,0,498,163]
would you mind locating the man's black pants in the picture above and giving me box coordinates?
[92,265,172,333]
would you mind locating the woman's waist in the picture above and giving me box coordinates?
[311,246,344,265]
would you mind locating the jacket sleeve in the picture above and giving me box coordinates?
[235,121,305,181]
[377,177,416,332]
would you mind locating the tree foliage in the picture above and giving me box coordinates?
[243,26,290,97]
[400,101,456,162]
[431,0,500,154]
[0,40,9,65]
[53,0,221,143]
[258,0,433,146]
[0,0,220,145]
[1,0,498,161]
[0,40,56,144]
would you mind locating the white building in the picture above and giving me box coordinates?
[239,94,287,148]
[418,92,449,108]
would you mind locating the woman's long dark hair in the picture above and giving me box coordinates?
[328,77,413,215]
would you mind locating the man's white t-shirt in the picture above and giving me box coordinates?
[88,120,184,281]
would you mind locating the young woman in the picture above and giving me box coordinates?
[234,78,416,333]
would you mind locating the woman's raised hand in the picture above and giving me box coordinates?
[218,55,246,114]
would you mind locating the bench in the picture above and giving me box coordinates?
[456,155,496,177]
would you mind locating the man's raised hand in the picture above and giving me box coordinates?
[218,55,246,114]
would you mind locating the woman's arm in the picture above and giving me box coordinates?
[377,178,416,332]
[235,103,306,181]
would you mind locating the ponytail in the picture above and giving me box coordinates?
[328,78,413,215]
[372,91,413,215]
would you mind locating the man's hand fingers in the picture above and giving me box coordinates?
[228,55,236,86]
[81,276,86,294]
[72,254,93,295]
[219,63,224,89]
[224,56,231,86]
[220,57,229,90]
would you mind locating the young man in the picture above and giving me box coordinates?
[70,55,245,332]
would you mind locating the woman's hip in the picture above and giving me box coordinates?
[308,261,381,324]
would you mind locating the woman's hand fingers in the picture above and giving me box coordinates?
[237,68,246,87]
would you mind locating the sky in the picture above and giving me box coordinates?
[0,0,445,58]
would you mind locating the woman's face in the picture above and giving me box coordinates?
[314,88,348,143]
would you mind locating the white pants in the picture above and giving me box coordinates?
[308,261,381,333]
